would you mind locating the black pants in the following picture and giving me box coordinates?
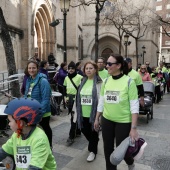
[102,116,134,170]
[58,85,66,108]
[39,116,52,147]
[68,95,81,139]
[164,81,169,93]
[155,85,161,103]
[69,112,81,139]
[81,117,99,154]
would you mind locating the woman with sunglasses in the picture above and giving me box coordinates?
[63,61,83,144]
[94,54,139,170]
[73,61,102,162]
[139,65,151,82]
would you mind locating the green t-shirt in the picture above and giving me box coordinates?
[128,69,143,86]
[2,127,57,170]
[156,66,168,73]
[80,79,93,117]
[99,69,109,81]
[64,74,82,95]
[101,75,138,123]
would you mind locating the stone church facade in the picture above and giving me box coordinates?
[0,0,158,73]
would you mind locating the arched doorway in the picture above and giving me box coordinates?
[34,4,55,60]
[101,48,113,60]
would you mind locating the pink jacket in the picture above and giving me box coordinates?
[139,72,152,81]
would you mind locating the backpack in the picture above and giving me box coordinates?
[38,77,59,116]
[53,72,59,83]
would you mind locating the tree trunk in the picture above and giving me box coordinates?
[119,36,122,55]
[94,4,100,62]
[0,7,20,98]
[135,38,138,67]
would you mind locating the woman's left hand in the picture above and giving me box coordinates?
[129,129,139,143]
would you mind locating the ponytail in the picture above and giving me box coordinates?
[122,60,129,75]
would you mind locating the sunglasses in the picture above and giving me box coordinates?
[106,62,118,66]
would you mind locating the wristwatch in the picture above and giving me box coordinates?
[131,125,137,129]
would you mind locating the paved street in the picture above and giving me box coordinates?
[1,94,170,170]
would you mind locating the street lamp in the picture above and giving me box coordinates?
[60,0,70,63]
[142,45,146,64]
[124,34,131,58]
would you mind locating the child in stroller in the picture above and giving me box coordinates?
[139,81,155,123]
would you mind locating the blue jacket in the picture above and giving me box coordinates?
[24,73,51,115]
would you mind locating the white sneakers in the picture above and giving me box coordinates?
[87,152,96,162]
[128,163,135,170]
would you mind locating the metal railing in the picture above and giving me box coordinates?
[0,72,23,104]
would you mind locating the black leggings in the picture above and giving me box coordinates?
[102,116,134,170]
[81,117,99,154]
[39,116,52,147]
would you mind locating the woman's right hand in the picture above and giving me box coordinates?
[94,119,100,132]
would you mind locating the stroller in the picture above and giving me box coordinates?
[139,81,155,123]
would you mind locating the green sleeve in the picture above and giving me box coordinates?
[2,133,15,155]
[128,79,138,100]
[136,73,143,86]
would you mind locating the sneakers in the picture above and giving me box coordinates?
[87,152,96,162]
[128,163,135,170]
[67,138,74,144]
[125,138,147,160]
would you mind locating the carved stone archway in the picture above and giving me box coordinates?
[34,4,55,60]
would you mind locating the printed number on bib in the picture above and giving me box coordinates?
[81,95,92,105]
[16,146,31,169]
[105,91,120,104]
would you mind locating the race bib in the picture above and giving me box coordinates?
[105,91,120,104]
[15,146,31,169]
[81,95,92,105]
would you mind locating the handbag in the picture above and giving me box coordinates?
[50,96,59,116]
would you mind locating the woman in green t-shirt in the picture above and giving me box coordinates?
[94,54,139,170]
[74,61,102,162]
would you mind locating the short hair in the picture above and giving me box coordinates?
[40,60,48,68]
[60,62,67,68]
[97,57,105,63]
[27,60,39,69]
[83,60,99,76]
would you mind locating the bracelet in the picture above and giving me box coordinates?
[131,125,137,129]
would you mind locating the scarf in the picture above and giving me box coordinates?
[68,71,77,79]
[76,75,101,129]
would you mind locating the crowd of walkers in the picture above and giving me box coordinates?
[0,53,170,170]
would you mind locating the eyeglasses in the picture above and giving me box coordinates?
[106,62,118,66]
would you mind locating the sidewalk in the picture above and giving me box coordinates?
[50,94,170,170]
[0,94,170,170]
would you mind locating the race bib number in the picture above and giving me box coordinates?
[105,91,120,104]
[81,95,92,105]
[15,146,31,169]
